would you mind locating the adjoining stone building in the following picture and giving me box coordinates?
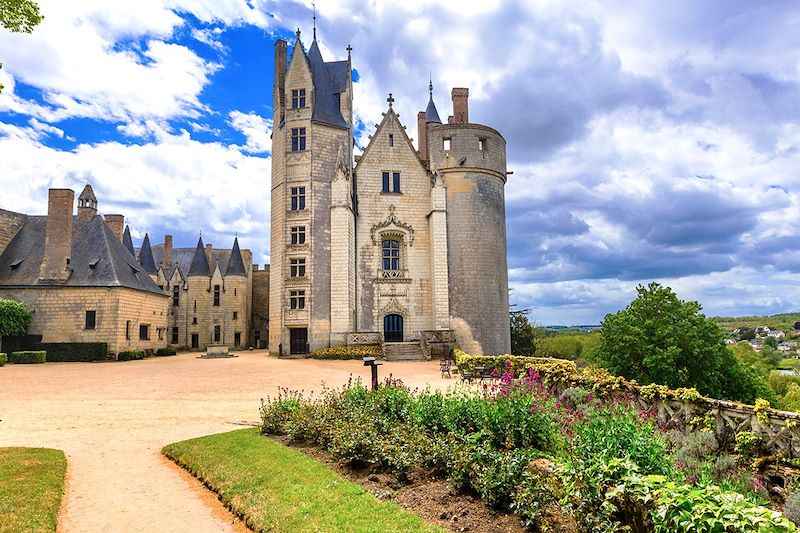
[133,234,266,351]
[269,31,511,356]
[0,186,169,354]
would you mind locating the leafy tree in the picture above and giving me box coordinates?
[738,327,756,341]
[0,297,32,352]
[596,282,771,403]
[795,321,800,331]
[763,336,779,349]
[510,308,542,356]
[729,341,774,378]
[1,0,43,92]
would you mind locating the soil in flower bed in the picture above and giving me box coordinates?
[274,436,576,533]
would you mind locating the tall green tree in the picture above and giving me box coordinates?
[596,282,771,403]
[510,308,540,356]
[1,0,43,92]
[0,297,32,352]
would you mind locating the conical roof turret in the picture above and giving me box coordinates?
[188,236,210,276]
[122,226,135,257]
[425,79,441,124]
[226,237,247,276]
[138,233,157,274]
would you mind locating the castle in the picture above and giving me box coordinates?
[269,31,511,356]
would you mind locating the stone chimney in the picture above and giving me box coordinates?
[205,243,213,265]
[77,184,98,221]
[451,87,469,124]
[104,214,124,241]
[39,188,74,283]
[163,235,173,268]
[274,39,287,123]
[417,111,428,161]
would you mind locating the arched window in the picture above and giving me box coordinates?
[382,239,400,270]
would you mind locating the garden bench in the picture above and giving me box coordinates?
[440,359,452,378]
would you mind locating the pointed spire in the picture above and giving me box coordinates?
[138,233,157,274]
[188,236,210,276]
[122,226,135,257]
[425,78,442,124]
[226,237,247,276]
[312,2,317,41]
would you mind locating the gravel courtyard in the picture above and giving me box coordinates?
[0,351,450,532]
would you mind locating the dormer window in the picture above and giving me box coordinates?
[382,171,401,193]
[291,89,306,109]
[10,258,23,270]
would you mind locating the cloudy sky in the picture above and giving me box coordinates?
[1,0,799,325]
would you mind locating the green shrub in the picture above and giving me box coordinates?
[0,352,6,366]
[117,350,145,361]
[9,351,46,364]
[34,342,107,362]
[308,344,382,359]
[156,345,178,356]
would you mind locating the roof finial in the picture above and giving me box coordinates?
[346,44,352,60]
[312,2,316,41]
[429,73,433,98]
[387,93,394,108]
[296,27,301,40]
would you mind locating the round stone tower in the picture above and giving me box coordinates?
[425,87,511,355]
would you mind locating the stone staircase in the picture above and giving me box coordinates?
[383,341,426,361]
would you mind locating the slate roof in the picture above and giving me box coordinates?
[122,226,135,257]
[138,233,157,274]
[146,239,248,279]
[79,184,97,203]
[0,215,164,295]
[187,237,210,277]
[426,81,442,124]
[225,237,246,276]
[306,39,349,130]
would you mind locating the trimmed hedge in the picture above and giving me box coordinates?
[0,353,6,366]
[34,342,107,362]
[117,350,145,361]
[0,334,43,354]
[9,351,47,364]
[156,345,178,356]
[308,344,382,360]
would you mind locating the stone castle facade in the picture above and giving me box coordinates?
[269,32,511,356]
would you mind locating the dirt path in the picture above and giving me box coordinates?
[0,351,449,532]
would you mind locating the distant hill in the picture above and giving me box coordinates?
[712,313,800,334]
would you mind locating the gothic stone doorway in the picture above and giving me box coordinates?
[384,314,404,342]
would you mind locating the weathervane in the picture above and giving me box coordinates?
[387,93,394,108]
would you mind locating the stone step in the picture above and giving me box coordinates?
[383,342,426,361]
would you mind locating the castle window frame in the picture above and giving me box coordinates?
[443,137,451,151]
[290,257,306,277]
[478,137,486,151]
[291,127,306,151]
[381,171,401,193]
[125,320,131,340]
[234,331,241,347]
[85,310,96,330]
[290,187,306,211]
[233,311,238,321]
[171,326,179,344]
[213,325,221,343]
[172,285,180,307]
[382,239,401,271]
[213,285,221,306]
[388,134,394,147]
[139,324,150,341]
[291,88,306,109]
[290,290,306,310]
[291,226,306,245]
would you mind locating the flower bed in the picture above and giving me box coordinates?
[308,344,382,360]
[260,365,797,532]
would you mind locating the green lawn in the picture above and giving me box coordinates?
[0,448,66,533]
[162,428,443,533]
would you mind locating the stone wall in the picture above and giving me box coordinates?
[252,265,270,348]
[0,209,26,257]
[355,109,436,341]
[0,286,168,354]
